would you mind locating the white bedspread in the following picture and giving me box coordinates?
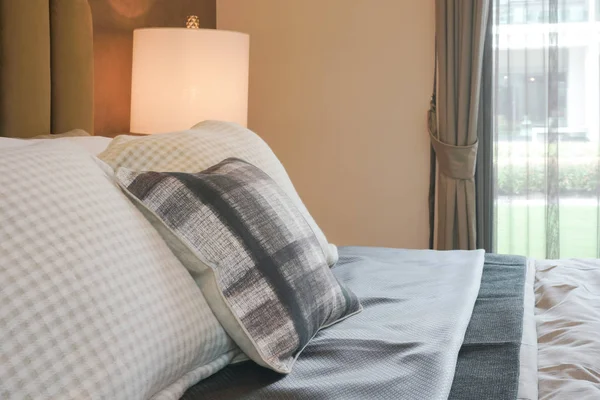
[535,259,600,399]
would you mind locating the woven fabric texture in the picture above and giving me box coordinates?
[448,254,526,400]
[98,120,338,266]
[116,158,361,373]
[180,247,501,400]
[0,142,238,400]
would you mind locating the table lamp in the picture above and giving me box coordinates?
[130,16,249,134]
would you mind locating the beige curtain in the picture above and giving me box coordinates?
[429,0,490,250]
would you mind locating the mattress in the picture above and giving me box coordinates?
[182,248,528,400]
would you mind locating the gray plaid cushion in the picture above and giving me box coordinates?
[116,158,362,374]
[0,142,238,400]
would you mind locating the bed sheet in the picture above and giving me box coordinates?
[535,259,600,399]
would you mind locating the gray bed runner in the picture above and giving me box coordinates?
[448,254,526,400]
[182,248,523,400]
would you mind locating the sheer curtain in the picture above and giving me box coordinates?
[492,0,600,258]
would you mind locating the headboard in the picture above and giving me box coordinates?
[0,0,94,138]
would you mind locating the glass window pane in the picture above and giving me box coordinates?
[493,1,600,258]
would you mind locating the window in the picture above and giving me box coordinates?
[497,0,589,24]
[492,0,599,258]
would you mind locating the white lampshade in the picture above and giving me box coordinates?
[130,28,249,134]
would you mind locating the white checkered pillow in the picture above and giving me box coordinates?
[0,142,238,400]
[98,120,338,266]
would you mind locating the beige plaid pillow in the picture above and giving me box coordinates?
[98,120,338,265]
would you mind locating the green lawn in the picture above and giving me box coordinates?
[496,202,599,258]
[495,140,600,258]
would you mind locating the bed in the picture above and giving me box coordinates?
[1,1,599,399]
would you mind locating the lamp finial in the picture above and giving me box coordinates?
[186,15,200,29]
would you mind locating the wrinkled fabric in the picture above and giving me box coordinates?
[536,259,600,399]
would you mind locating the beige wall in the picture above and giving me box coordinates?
[217,0,434,249]
[89,0,216,136]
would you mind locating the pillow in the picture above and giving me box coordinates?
[32,128,91,138]
[0,133,113,156]
[98,120,338,266]
[115,158,361,373]
[0,142,238,400]
[45,136,114,155]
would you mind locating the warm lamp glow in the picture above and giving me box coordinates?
[130,28,249,134]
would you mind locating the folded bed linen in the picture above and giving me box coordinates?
[449,254,527,400]
[183,247,491,400]
[518,259,538,400]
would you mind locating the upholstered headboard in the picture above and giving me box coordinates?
[0,0,94,138]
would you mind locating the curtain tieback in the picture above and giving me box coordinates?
[430,133,478,180]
